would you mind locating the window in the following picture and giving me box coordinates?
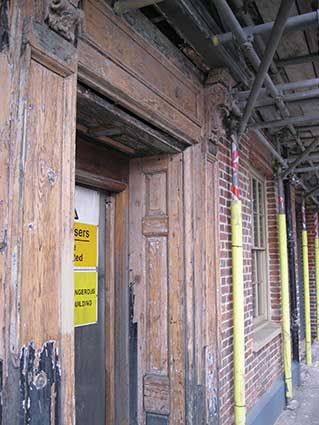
[251,173,268,325]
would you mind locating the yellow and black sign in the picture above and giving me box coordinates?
[74,222,97,268]
[74,271,97,326]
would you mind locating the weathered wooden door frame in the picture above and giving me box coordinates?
[104,188,130,425]
[74,165,130,425]
[3,18,78,424]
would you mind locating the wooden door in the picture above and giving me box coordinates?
[129,155,185,425]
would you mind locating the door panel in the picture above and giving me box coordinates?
[129,155,185,425]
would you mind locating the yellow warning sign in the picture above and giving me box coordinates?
[74,271,97,326]
[74,222,97,268]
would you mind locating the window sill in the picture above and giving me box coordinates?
[253,322,281,353]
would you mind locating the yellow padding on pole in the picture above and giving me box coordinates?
[278,214,292,398]
[231,200,246,425]
[302,229,312,365]
[315,237,319,341]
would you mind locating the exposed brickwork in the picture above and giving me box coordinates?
[217,130,284,424]
[267,179,281,323]
[305,207,318,338]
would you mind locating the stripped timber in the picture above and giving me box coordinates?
[105,196,115,425]
[114,189,130,424]
[129,154,185,424]
[4,15,77,423]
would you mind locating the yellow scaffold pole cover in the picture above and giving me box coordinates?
[231,200,246,425]
[302,200,312,365]
[316,238,319,341]
[278,212,293,399]
[314,212,319,341]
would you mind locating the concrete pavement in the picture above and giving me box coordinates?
[275,342,319,425]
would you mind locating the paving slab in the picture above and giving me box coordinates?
[275,342,319,425]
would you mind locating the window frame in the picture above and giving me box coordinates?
[250,169,269,327]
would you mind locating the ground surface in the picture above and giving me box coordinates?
[275,342,319,425]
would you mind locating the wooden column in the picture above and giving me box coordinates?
[1,1,80,423]
[0,2,11,419]
[181,70,226,425]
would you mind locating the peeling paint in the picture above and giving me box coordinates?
[20,341,61,425]
[0,1,9,52]
[0,229,7,252]
[47,168,57,186]
[206,346,219,424]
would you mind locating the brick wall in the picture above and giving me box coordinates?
[305,207,318,338]
[290,188,306,361]
[218,132,283,424]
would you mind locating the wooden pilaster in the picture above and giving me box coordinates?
[1,2,79,423]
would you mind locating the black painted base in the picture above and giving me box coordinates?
[247,376,285,425]
[292,360,301,388]
[246,361,301,425]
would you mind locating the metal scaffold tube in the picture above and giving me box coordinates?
[211,1,317,421]
[239,88,319,109]
[250,129,286,165]
[213,10,319,45]
[238,0,294,134]
[284,180,300,362]
[282,138,319,178]
[302,198,312,365]
[216,0,319,196]
[315,212,319,341]
[236,78,319,101]
[278,177,293,399]
[213,0,314,181]
[230,132,246,425]
[251,113,319,129]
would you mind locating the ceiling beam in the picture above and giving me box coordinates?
[296,0,319,78]
[113,0,163,14]
[155,0,251,85]
[88,127,123,137]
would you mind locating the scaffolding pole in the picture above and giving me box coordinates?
[231,132,246,425]
[213,10,319,45]
[315,212,319,341]
[278,177,293,399]
[302,198,312,365]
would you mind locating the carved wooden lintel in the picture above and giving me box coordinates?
[45,0,83,44]
[205,68,236,151]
